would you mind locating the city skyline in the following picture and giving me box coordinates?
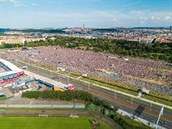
[0,0,172,28]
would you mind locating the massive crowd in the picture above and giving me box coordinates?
[1,46,172,95]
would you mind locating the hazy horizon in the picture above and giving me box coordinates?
[0,26,171,30]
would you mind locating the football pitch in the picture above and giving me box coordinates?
[0,116,113,129]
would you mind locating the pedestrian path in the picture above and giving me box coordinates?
[117,109,166,129]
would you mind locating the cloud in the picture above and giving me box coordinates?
[151,16,160,20]
[28,10,169,27]
[0,0,16,3]
[81,19,95,22]
[140,17,148,20]
[140,21,145,24]
[0,0,25,7]
[14,2,25,7]
[112,18,118,22]
[31,3,38,6]
[165,16,172,21]
[140,16,160,20]
[3,9,172,28]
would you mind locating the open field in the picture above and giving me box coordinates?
[15,60,172,106]
[0,116,113,129]
[2,46,172,95]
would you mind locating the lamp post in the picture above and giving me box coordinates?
[150,103,152,111]
[155,106,164,129]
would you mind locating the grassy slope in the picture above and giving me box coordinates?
[0,116,112,129]
[79,77,172,106]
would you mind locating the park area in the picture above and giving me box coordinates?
[0,116,113,129]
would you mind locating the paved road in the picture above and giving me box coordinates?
[117,109,165,129]
[67,78,172,129]
[0,104,85,108]
[38,72,172,128]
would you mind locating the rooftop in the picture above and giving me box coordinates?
[0,59,23,77]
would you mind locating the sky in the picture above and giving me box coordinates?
[0,0,172,28]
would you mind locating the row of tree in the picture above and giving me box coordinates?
[22,89,151,129]
[22,90,114,110]
[113,114,151,129]
[1,36,172,62]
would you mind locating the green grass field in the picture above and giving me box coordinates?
[0,116,113,129]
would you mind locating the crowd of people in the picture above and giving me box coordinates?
[1,46,172,95]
